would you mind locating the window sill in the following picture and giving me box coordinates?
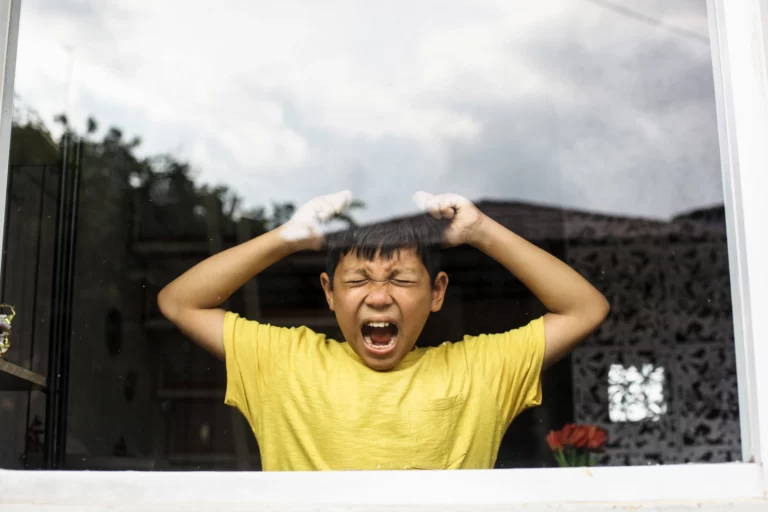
[1,462,764,510]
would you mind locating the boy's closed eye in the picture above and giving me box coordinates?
[342,277,417,286]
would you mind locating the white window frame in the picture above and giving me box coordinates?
[1,0,767,509]
[0,0,18,279]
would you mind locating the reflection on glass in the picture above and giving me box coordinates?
[0,0,739,471]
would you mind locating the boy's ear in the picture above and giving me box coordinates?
[430,272,449,312]
[320,273,335,311]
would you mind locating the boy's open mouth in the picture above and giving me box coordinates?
[361,321,399,353]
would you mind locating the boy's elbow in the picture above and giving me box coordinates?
[592,293,610,327]
[157,287,178,323]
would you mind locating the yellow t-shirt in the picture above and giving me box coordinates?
[223,311,545,471]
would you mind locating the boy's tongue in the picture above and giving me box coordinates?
[364,324,397,345]
[369,327,393,345]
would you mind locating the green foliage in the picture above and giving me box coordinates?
[11,111,364,242]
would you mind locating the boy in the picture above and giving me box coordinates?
[158,190,609,470]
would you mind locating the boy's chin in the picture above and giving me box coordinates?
[353,343,405,371]
[362,356,401,372]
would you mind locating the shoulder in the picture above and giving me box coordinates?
[415,340,468,368]
[425,317,546,367]
[223,311,337,350]
[461,317,546,348]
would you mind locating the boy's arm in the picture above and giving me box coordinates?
[414,192,609,369]
[157,191,353,360]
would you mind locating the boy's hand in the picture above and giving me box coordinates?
[413,191,485,247]
[279,190,354,250]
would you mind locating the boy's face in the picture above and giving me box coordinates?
[320,248,448,371]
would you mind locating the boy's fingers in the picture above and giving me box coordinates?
[327,190,353,214]
[313,198,337,222]
[413,191,444,219]
[412,191,434,211]
[427,198,443,219]
[442,193,468,209]
[414,191,472,220]
[280,190,353,243]
[436,195,463,219]
[313,190,354,222]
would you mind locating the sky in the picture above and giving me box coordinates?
[12,0,721,223]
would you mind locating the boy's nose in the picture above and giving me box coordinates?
[364,286,394,308]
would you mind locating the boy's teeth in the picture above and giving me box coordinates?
[364,334,397,349]
[366,321,391,328]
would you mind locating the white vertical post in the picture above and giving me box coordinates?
[0,0,21,278]
[708,0,768,490]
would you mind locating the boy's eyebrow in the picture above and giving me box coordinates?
[390,267,419,276]
[341,267,368,276]
[340,264,420,276]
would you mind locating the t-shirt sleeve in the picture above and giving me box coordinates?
[462,316,546,429]
[222,311,289,434]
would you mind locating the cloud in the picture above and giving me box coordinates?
[13,0,721,222]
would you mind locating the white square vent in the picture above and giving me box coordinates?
[608,364,667,422]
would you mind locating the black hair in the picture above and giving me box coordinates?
[325,214,449,289]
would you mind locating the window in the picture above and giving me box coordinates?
[2,0,768,509]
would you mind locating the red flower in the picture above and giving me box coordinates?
[546,423,607,467]
[585,425,607,451]
[561,424,589,448]
[546,430,563,451]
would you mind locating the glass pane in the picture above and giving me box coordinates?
[1,0,739,470]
